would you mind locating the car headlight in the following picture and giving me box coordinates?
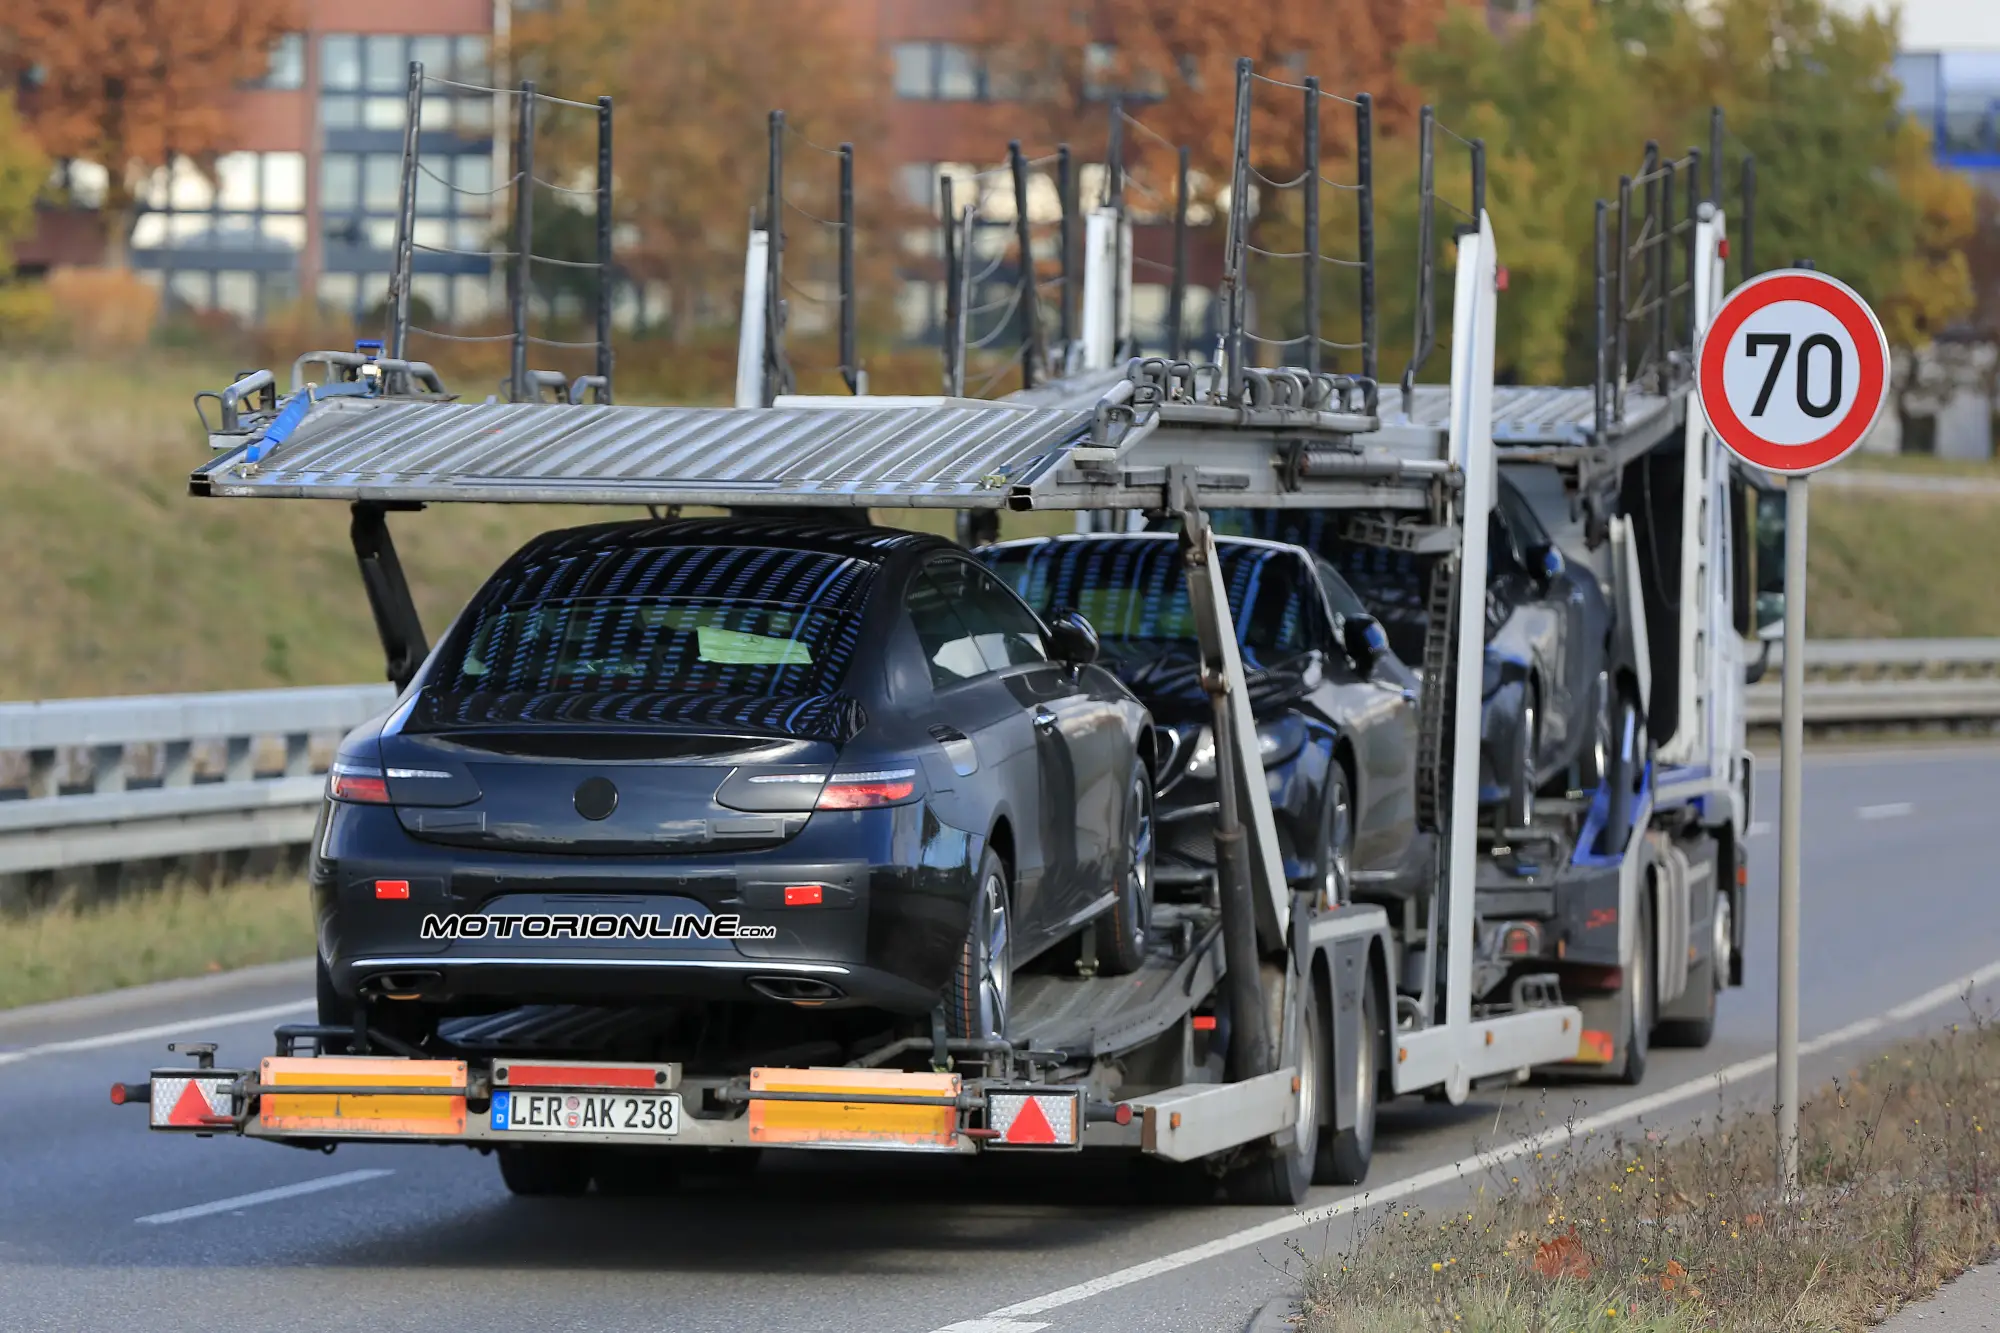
[1183,717,1305,780]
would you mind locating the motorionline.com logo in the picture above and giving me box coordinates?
[419,912,777,941]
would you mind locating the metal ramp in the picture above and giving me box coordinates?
[1011,907,1223,1060]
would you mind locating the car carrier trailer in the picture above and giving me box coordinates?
[111,59,1694,1202]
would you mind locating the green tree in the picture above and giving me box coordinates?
[1393,0,1975,381]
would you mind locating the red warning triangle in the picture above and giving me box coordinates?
[167,1080,215,1127]
[1006,1096,1058,1145]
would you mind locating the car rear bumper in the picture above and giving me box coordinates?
[313,799,979,1015]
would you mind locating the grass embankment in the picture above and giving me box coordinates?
[1300,1017,2000,1332]
[0,875,315,1011]
[0,353,1072,700]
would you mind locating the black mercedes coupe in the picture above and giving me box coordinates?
[312,518,1156,1050]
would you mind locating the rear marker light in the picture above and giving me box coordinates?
[816,769,918,810]
[986,1091,1080,1148]
[375,880,410,900]
[386,767,452,780]
[748,773,827,785]
[783,884,824,906]
[1192,1014,1218,1032]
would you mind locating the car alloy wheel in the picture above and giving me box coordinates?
[1320,766,1353,908]
[974,865,1012,1041]
[1712,890,1734,991]
[1509,698,1538,832]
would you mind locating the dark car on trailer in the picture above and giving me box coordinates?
[978,531,1433,910]
[312,517,1158,1066]
[1201,462,1621,833]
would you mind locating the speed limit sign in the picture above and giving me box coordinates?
[1695,269,1890,474]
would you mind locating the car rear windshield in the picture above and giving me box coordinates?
[433,544,876,698]
[981,538,1313,664]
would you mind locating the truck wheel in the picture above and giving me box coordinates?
[497,1145,593,1197]
[1315,972,1377,1186]
[1657,893,1726,1049]
[1095,763,1156,976]
[1614,894,1654,1085]
[1225,992,1321,1206]
[947,848,1013,1041]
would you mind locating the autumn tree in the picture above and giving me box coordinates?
[0,0,300,266]
[516,0,888,346]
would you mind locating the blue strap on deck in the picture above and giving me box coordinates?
[246,380,378,465]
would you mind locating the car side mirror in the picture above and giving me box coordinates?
[1045,606,1099,669]
[1529,542,1565,586]
[1341,613,1388,670]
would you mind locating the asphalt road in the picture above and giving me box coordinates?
[4,744,1999,1332]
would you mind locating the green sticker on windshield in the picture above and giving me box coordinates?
[695,626,815,666]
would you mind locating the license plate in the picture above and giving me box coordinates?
[490,1089,681,1136]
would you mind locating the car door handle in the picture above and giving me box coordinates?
[1033,707,1059,732]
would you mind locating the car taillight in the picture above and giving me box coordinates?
[329,763,391,805]
[815,768,919,809]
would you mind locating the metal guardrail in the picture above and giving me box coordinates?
[2,640,1998,880]
[0,684,395,878]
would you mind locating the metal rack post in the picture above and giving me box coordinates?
[594,95,615,402]
[1010,141,1045,388]
[387,61,423,371]
[1356,92,1377,384]
[839,143,857,394]
[508,80,536,404]
[1302,77,1322,375]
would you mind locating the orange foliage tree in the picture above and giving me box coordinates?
[516,0,890,345]
[0,0,300,265]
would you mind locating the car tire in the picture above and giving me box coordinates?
[1095,762,1156,976]
[1578,670,1612,791]
[1225,990,1321,1206]
[1312,760,1354,908]
[946,847,1013,1042]
[1507,691,1538,833]
[497,1144,593,1197]
[1600,692,1644,857]
[1314,972,1377,1186]
[1614,893,1654,1086]
[314,955,354,1056]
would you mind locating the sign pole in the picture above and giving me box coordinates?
[1776,473,1808,1194]
[1695,263,1887,1201]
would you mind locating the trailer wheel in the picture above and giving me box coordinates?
[1315,972,1377,1186]
[1613,893,1654,1085]
[497,1145,593,1197]
[591,1148,682,1196]
[947,848,1013,1041]
[1095,761,1156,976]
[1224,989,1321,1206]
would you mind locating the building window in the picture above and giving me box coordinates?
[1939,51,2000,159]
[317,32,501,325]
[893,42,999,101]
[132,151,309,320]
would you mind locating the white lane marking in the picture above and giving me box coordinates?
[135,1168,394,1225]
[1747,822,1771,837]
[931,1323,1052,1333]
[0,999,313,1069]
[1859,802,1915,821]
[941,956,2000,1327]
